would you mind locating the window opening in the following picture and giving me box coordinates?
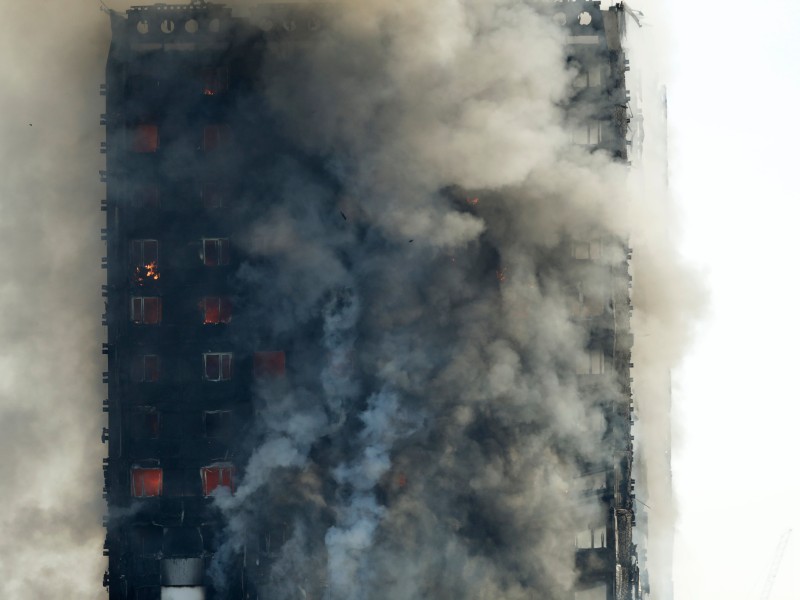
[571,240,603,260]
[204,411,233,439]
[203,296,232,324]
[202,238,230,266]
[132,124,159,153]
[131,240,160,284]
[132,354,160,383]
[131,239,158,266]
[131,297,162,325]
[204,352,232,381]
[131,468,163,497]
[201,464,235,496]
[577,349,606,375]
[134,408,160,439]
[576,525,606,549]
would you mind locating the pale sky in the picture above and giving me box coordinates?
[667,0,800,598]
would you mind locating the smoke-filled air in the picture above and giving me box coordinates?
[205,1,694,599]
[0,2,108,599]
[0,0,696,599]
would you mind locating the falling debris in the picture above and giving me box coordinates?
[340,211,347,220]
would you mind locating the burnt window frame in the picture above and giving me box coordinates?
[203,410,233,439]
[130,239,159,267]
[131,467,163,498]
[131,354,161,383]
[202,238,231,266]
[131,296,162,325]
[200,464,235,496]
[203,352,233,381]
[133,407,161,439]
[202,296,233,324]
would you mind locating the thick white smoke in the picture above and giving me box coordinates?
[204,1,695,599]
[0,2,108,598]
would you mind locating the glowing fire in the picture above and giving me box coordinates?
[466,197,479,206]
[135,262,161,284]
[496,267,507,283]
[144,262,160,280]
[203,89,216,96]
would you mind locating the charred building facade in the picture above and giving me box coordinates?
[101,2,643,599]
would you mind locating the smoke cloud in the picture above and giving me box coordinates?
[0,2,108,598]
[0,2,697,599]
[204,1,697,599]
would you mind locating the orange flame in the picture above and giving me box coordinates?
[144,262,160,280]
[135,262,160,285]
[496,268,507,283]
[203,89,216,96]
[466,197,479,206]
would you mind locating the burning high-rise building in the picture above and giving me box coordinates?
[102,2,647,599]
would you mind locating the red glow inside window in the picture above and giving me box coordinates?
[204,352,232,381]
[131,468,162,497]
[203,238,230,266]
[201,465,234,496]
[131,297,162,325]
[203,125,229,151]
[132,354,160,383]
[254,351,286,378]
[203,297,232,324]
[132,124,159,153]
